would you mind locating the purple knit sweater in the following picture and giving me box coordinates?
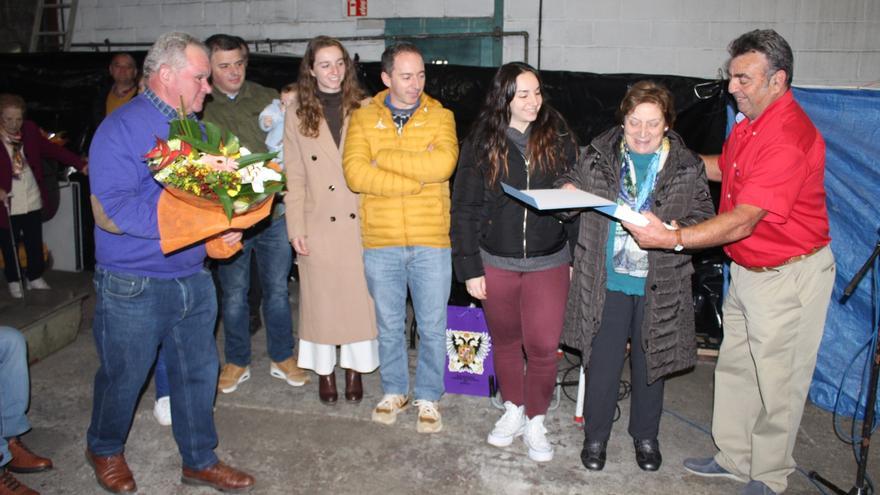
[88,93,206,278]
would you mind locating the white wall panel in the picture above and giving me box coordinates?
[70,0,880,86]
[444,0,494,18]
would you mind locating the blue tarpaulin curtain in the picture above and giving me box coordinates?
[795,87,880,418]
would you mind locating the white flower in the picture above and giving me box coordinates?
[153,164,175,181]
[238,163,282,193]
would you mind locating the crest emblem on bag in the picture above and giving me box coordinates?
[446,330,491,374]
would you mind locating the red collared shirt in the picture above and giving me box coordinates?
[719,90,830,268]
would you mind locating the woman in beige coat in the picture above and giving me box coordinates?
[284,36,378,404]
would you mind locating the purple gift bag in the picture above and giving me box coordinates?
[444,305,495,397]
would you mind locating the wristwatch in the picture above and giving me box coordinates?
[673,229,684,252]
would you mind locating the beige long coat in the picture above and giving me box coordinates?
[283,94,377,345]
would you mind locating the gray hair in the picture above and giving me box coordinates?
[143,32,208,80]
[727,29,794,88]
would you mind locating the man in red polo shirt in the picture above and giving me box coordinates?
[626,29,835,495]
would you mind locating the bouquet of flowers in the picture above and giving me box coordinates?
[146,111,284,221]
[146,110,286,258]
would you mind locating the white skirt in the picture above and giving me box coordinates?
[297,338,379,375]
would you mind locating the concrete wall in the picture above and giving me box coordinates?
[70,0,879,87]
[504,0,880,87]
[71,0,495,64]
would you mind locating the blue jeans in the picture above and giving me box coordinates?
[364,247,450,402]
[87,268,219,470]
[0,327,30,467]
[155,347,169,399]
[217,215,294,366]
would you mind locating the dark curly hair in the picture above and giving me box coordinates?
[470,62,575,186]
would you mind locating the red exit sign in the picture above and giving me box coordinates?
[348,0,367,16]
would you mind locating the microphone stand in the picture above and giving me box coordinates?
[810,237,880,495]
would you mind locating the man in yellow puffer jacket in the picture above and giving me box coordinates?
[343,42,458,434]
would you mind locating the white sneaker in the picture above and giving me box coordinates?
[523,415,553,462]
[152,396,172,426]
[487,401,525,447]
[8,282,23,299]
[26,277,50,290]
[413,399,442,433]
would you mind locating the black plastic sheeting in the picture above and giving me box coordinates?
[0,52,728,153]
[356,62,730,156]
[0,51,727,343]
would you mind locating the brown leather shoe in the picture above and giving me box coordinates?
[181,460,254,493]
[85,449,136,493]
[0,469,38,495]
[318,371,338,405]
[6,438,52,473]
[344,369,363,403]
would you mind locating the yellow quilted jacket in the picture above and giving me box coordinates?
[343,90,459,248]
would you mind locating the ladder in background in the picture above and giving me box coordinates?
[29,0,79,52]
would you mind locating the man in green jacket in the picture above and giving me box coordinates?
[202,34,307,395]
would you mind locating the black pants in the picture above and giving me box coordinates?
[0,209,44,283]
[584,290,665,443]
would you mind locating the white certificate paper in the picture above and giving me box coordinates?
[500,182,649,227]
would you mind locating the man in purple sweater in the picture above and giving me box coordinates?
[86,32,254,494]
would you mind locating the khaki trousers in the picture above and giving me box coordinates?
[712,246,835,493]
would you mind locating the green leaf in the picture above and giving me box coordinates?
[177,135,221,155]
[183,118,201,139]
[168,120,183,139]
[212,184,234,222]
[205,121,221,149]
[261,182,285,194]
[224,133,240,155]
[236,151,279,167]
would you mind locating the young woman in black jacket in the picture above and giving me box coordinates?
[451,62,577,462]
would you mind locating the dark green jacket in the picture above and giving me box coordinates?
[202,80,277,153]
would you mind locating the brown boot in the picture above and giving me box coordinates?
[0,469,38,495]
[85,449,136,493]
[318,371,338,405]
[6,438,52,473]
[344,369,363,403]
[181,460,254,493]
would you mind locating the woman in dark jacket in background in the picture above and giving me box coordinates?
[451,62,577,463]
[560,81,714,472]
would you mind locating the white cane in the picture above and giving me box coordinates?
[2,194,25,303]
[574,365,586,424]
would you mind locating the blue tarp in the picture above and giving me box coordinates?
[795,87,880,418]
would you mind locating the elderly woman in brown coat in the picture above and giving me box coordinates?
[284,36,378,405]
[560,81,714,472]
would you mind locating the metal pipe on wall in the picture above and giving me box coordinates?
[537,0,543,69]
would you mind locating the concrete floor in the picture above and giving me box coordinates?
[3,270,877,494]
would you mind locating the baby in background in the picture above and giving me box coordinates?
[259,83,296,167]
